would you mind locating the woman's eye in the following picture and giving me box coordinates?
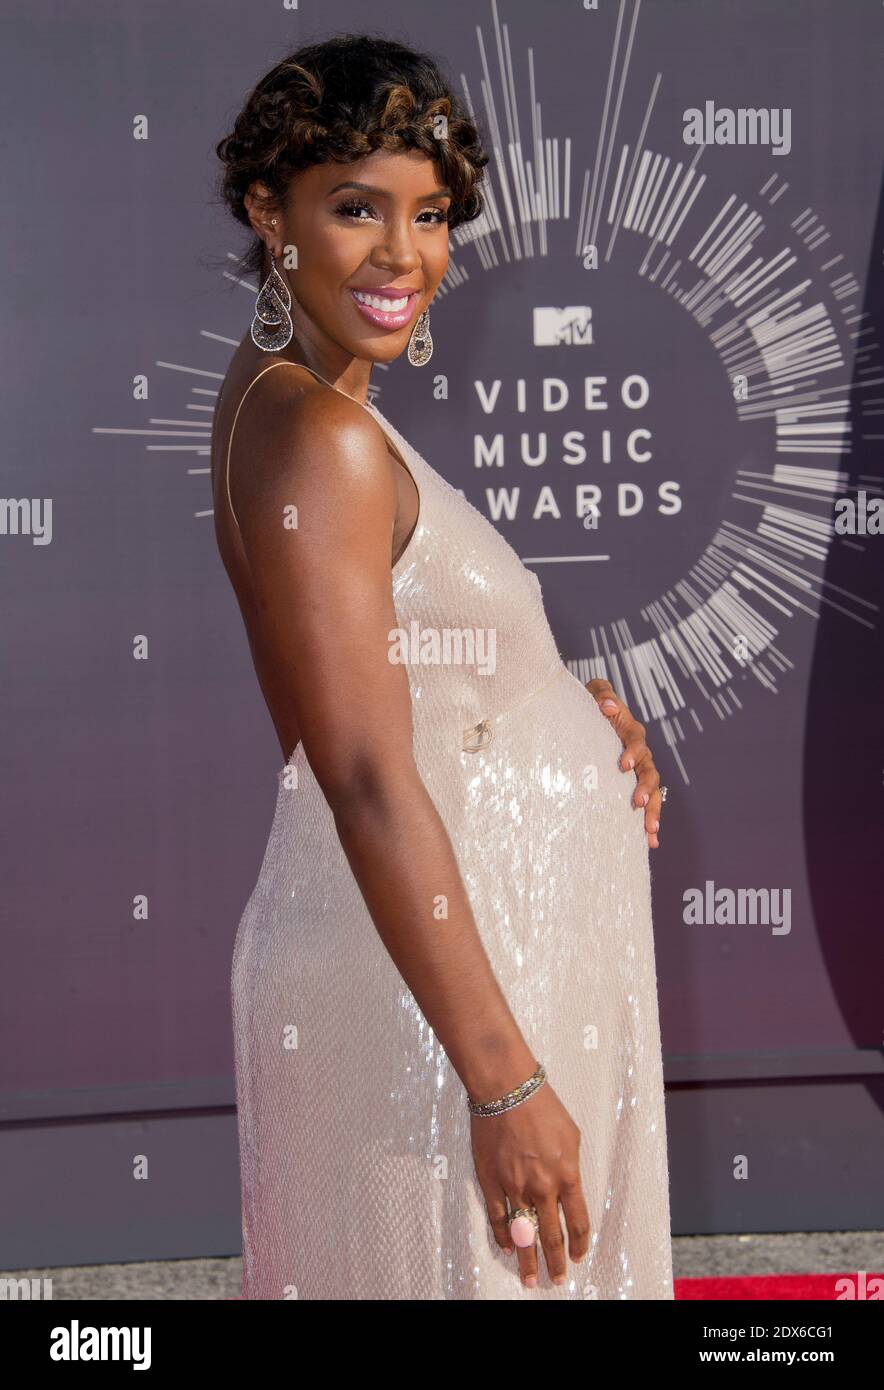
[333,200,450,225]
[335,199,377,221]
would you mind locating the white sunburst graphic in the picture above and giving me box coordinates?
[439,0,883,781]
[93,0,883,783]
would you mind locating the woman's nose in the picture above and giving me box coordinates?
[372,219,421,274]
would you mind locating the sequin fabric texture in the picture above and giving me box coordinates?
[230,395,674,1300]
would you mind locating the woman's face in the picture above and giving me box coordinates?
[252,147,451,365]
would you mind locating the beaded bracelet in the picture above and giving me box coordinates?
[467,1062,547,1117]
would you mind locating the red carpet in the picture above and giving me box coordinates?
[675,1272,882,1300]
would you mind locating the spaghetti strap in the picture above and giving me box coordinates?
[223,358,418,533]
[224,360,297,531]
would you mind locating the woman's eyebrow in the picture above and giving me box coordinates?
[327,180,452,199]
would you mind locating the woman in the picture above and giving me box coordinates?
[212,33,672,1300]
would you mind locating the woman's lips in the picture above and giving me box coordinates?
[349,288,419,331]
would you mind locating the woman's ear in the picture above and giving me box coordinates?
[244,181,278,246]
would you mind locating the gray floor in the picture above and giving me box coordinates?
[5,1231,882,1298]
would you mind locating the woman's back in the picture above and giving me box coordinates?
[210,342,420,764]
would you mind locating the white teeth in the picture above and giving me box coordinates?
[352,290,411,312]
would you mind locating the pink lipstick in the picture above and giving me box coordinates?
[349,286,420,331]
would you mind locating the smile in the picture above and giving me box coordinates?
[349,288,419,330]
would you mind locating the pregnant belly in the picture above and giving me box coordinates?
[457,667,641,841]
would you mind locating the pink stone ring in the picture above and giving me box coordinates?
[509,1207,539,1248]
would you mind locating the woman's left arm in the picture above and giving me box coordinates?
[585,678,664,849]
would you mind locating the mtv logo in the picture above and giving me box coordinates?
[533,306,593,346]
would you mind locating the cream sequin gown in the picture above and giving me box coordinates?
[229,362,673,1300]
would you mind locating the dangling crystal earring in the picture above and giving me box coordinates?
[251,251,293,352]
[407,308,433,366]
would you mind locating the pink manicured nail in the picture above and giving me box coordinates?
[523,1275,538,1288]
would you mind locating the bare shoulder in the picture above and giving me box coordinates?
[228,362,398,544]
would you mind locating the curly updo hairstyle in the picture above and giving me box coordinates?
[215,33,489,285]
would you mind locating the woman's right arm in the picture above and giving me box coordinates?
[231,377,590,1283]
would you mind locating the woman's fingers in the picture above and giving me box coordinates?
[588,683,657,807]
[505,1184,589,1288]
[534,1193,568,1284]
[586,677,616,706]
[643,778,663,847]
[475,1102,591,1288]
[586,681,661,839]
[484,1187,515,1254]
[630,747,657,797]
[620,730,649,776]
[631,749,662,845]
[633,751,659,806]
[559,1173,592,1264]
[617,732,664,848]
[508,1192,540,1287]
